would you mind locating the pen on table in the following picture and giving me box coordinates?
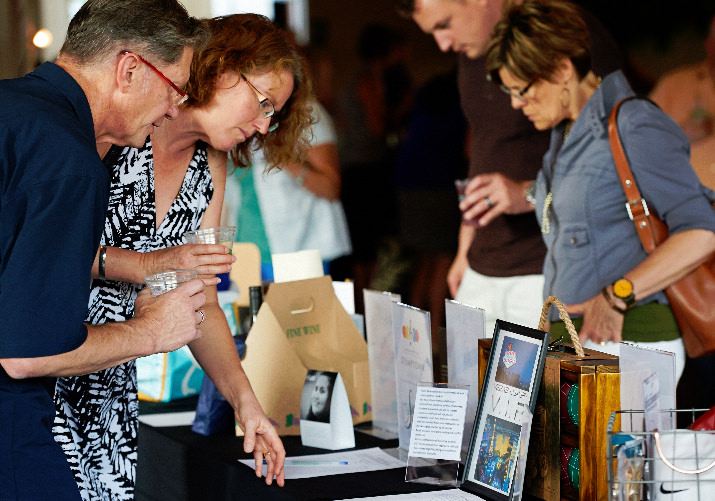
[262,460,350,466]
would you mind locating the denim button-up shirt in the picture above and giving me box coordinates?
[535,71,715,320]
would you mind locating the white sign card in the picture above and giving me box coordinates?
[445,300,486,455]
[272,249,324,283]
[619,342,676,432]
[300,370,355,450]
[408,384,470,461]
[392,302,434,450]
[332,280,355,315]
[364,289,401,437]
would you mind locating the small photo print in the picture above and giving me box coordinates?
[474,415,521,493]
[495,335,540,392]
[300,370,338,423]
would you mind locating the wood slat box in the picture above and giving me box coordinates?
[478,339,620,501]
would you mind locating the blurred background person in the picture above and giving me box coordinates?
[334,22,414,312]
[650,10,715,417]
[54,14,313,498]
[650,12,715,190]
[485,0,715,381]
[224,45,351,280]
[393,68,468,345]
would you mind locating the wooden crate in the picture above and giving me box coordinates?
[478,340,619,501]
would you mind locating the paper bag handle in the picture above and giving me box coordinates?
[653,429,715,475]
[290,298,315,315]
[538,296,585,357]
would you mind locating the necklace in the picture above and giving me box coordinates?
[541,120,571,235]
[541,76,602,235]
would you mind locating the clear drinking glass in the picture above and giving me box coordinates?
[183,226,236,255]
[144,270,198,296]
[454,178,471,202]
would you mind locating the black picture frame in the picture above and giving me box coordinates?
[461,319,549,500]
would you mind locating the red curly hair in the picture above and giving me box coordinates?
[184,14,313,169]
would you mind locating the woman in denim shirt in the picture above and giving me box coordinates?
[483,0,715,379]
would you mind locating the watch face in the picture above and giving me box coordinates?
[613,279,633,298]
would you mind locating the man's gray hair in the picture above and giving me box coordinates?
[59,0,209,64]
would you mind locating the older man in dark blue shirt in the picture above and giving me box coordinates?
[0,1,209,499]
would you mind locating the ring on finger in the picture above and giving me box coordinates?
[198,310,206,325]
[484,197,493,209]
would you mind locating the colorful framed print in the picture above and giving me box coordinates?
[461,319,549,500]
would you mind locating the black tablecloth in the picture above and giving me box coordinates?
[136,422,450,501]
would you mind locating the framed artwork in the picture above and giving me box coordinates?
[461,319,549,500]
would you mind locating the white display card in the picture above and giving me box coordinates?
[364,289,401,438]
[445,299,486,455]
[392,302,434,451]
[619,342,676,432]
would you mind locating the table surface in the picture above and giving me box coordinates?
[136,421,452,501]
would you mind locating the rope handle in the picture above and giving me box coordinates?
[539,296,585,357]
[653,429,715,475]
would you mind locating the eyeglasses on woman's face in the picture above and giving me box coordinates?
[241,74,279,132]
[498,79,535,102]
[121,51,188,106]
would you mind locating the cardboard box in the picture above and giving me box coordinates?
[239,276,371,435]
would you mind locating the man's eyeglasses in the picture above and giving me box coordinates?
[241,74,279,133]
[499,80,535,102]
[121,51,188,106]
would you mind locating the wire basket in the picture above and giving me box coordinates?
[607,409,715,500]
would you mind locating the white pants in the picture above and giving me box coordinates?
[455,267,545,337]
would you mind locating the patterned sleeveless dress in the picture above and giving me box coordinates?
[53,137,214,500]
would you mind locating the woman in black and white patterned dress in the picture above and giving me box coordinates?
[53,14,313,500]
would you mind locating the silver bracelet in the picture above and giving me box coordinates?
[98,245,107,280]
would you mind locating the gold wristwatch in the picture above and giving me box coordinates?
[612,277,635,309]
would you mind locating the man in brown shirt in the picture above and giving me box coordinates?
[399,0,622,334]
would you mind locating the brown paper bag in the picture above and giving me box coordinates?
[239,276,371,436]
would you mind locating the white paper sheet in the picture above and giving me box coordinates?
[138,411,196,427]
[339,488,486,500]
[408,385,469,461]
[238,447,405,479]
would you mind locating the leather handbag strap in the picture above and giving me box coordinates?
[608,97,662,253]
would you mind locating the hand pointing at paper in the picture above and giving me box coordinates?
[237,391,286,486]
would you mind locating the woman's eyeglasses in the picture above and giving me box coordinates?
[241,74,279,132]
[498,80,535,102]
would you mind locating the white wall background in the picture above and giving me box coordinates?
[38,0,308,62]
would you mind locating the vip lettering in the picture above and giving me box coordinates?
[490,392,525,421]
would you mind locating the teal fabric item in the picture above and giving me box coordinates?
[235,167,272,264]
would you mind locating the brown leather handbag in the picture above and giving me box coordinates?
[609,97,715,357]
